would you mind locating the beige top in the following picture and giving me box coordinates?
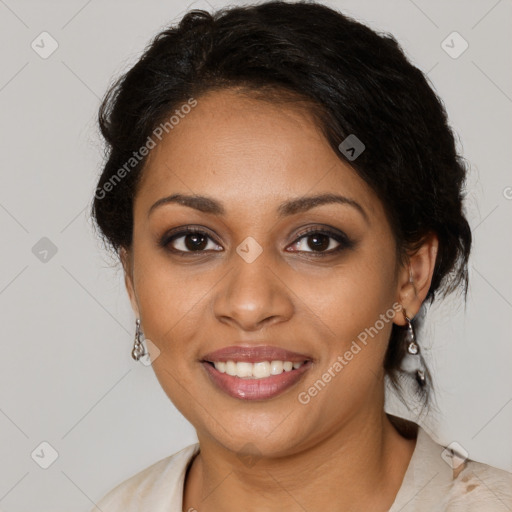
[91,426,512,511]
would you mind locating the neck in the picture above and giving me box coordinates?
[183,409,417,512]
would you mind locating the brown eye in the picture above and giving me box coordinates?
[287,228,350,255]
[161,227,222,254]
[183,232,208,251]
[305,233,332,252]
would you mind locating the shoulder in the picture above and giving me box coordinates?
[90,443,200,512]
[390,422,512,511]
[440,458,512,510]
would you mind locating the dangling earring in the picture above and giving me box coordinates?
[131,318,146,361]
[400,307,427,387]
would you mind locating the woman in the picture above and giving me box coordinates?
[90,1,512,510]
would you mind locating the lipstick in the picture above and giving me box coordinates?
[201,345,313,400]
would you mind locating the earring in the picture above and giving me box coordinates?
[131,318,146,361]
[400,307,427,387]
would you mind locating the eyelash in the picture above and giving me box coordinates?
[159,225,354,257]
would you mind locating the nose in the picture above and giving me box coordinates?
[212,248,295,332]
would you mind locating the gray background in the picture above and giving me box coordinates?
[0,0,511,510]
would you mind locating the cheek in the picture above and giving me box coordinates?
[291,247,397,400]
[131,251,208,359]
[133,259,208,418]
[291,251,396,347]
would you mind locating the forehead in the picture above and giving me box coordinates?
[135,89,379,220]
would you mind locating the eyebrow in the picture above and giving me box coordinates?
[148,192,369,224]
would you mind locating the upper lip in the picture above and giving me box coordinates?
[201,345,312,363]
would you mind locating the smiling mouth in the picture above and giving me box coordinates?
[201,359,313,400]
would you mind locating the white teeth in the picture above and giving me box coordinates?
[236,362,253,377]
[211,360,306,379]
[253,361,270,378]
[215,361,226,373]
[225,361,237,376]
[270,360,283,375]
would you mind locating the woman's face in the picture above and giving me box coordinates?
[123,88,408,457]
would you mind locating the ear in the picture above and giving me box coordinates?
[395,231,439,326]
[120,247,139,317]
